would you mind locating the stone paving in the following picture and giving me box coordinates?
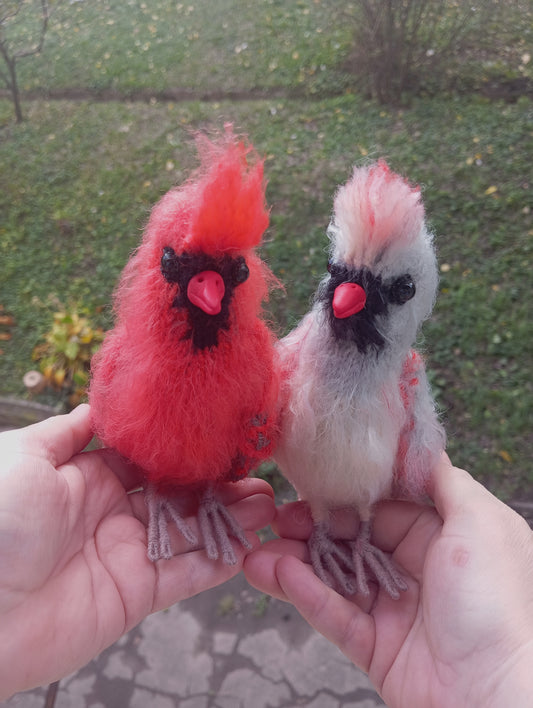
[3,572,385,708]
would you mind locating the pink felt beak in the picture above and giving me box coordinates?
[332,282,367,319]
[187,270,225,315]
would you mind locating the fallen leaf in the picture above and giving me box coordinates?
[54,369,66,387]
[498,450,512,463]
[485,185,498,195]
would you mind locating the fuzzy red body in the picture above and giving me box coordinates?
[89,130,279,490]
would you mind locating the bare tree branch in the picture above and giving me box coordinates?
[0,2,23,27]
[346,0,502,104]
[0,0,51,121]
[0,47,13,87]
[13,0,49,59]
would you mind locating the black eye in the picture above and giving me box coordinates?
[389,275,416,304]
[327,260,340,276]
[233,256,249,285]
[161,246,180,282]
[161,246,175,265]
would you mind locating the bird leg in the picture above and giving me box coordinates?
[308,522,357,596]
[349,520,408,600]
[145,485,198,562]
[197,486,252,566]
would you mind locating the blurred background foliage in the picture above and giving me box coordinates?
[0,0,532,498]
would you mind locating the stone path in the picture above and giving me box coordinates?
[3,572,384,708]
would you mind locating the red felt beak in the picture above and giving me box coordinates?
[187,270,225,315]
[332,282,367,319]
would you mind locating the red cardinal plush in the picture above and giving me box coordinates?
[275,160,445,598]
[89,127,279,564]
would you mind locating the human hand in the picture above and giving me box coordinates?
[244,454,533,708]
[0,404,275,699]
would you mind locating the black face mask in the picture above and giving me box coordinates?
[160,247,249,351]
[317,262,416,354]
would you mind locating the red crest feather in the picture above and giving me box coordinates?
[186,127,269,254]
[144,126,269,257]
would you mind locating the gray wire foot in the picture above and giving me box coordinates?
[349,520,408,600]
[145,485,198,562]
[308,522,357,596]
[198,487,252,566]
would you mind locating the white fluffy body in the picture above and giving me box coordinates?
[275,161,445,524]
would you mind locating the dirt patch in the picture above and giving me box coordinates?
[2,76,532,107]
[0,85,312,105]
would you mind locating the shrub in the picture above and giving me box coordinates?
[32,304,104,406]
[345,0,504,104]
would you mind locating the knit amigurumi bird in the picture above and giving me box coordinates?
[89,126,280,565]
[274,160,446,598]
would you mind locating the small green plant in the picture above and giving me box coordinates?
[254,460,288,497]
[216,593,237,617]
[32,304,104,405]
[252,594,271,618]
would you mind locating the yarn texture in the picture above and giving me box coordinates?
[274,160,446,597]
[89,127,280,489]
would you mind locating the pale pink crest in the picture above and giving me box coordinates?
[331,160,425,266]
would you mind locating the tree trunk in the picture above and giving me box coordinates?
[7,57,23,123]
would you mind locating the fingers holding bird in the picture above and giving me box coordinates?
[271,501,361,541]
[243,536,383,629]
[251,497,443,596]
[243,538,309,602]
[146,479,276,611]
[1,404,94,469]
[127,476,276,560]
[271,498,438,549]
[75,444,276,567]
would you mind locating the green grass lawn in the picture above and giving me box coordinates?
[1,1,532,498]
[12,0,350,96]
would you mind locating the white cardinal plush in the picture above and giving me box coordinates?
[275,160,445,598]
